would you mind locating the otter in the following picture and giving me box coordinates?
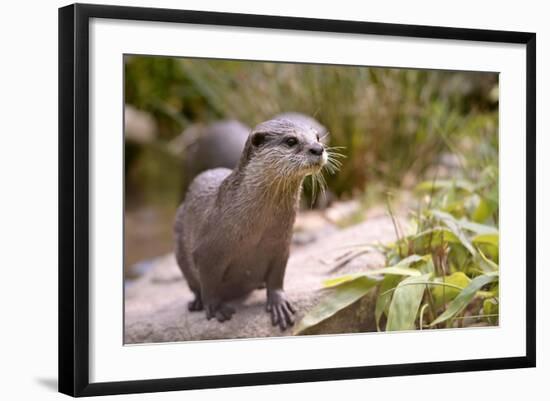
[174,119,329,330]
[274,112,328,141]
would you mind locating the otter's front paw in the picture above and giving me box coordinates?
[205,302,235,323]
[266,290,296,331]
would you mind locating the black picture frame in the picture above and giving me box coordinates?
[58,3,536,397]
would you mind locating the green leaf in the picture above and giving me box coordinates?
[472,233,499,247]
[483,298,499,324]
[375,274,403,331]
[458,220,498,235]
[429,273,499,326]
[323,267,420,288]
[412,227,461,248]
[472,197,496,223]
[322,274,364,288]
[395,254,431,266]
[430,272,471,309]
[419,303,430,329]
[294,276,379,334]
[323,255,427,288]
[386,274,431,331]
[447,243,470,273]
[419,255,435,274]
[476,247,499,272]
[431,210,476,256]
[375,266,423,276]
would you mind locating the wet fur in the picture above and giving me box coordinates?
[174,119,337,329]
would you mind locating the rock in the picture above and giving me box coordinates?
[171,120,250,197]
[181,120,249,168]
[298,290,379,336]
[124,105,156,144]
[124,215,404,344]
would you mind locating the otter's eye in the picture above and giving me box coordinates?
[316,134,320,141]
[285,137,298,147]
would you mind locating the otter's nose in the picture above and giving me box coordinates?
[308,144,324,156]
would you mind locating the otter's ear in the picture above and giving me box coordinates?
[251,132,267,147]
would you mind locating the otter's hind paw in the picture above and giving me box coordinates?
[187,296,204,312]
[206,303,235,323]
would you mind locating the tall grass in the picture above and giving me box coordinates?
[125,55,498,203]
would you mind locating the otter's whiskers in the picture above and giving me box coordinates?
[307,147,345,206]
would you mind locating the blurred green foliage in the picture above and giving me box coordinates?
[125,55,498,206]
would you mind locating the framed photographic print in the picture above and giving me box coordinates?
[58,2,536,397]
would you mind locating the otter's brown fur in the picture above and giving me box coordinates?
[174,119,327,330]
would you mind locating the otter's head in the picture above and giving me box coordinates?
[241,119,328,179]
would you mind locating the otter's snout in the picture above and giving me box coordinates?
[308,143,324,156]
